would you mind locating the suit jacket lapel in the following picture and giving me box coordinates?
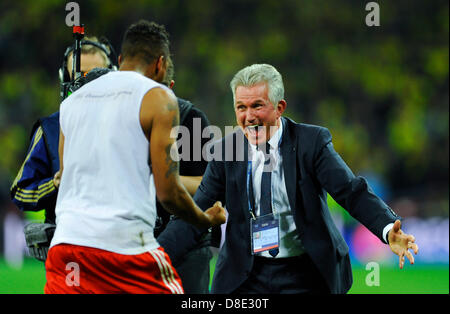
[232,131,252,221]
[280,117,298,212]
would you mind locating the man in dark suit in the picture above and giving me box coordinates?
[158,64,419,294]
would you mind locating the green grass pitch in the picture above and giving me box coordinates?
[0,256,448,294]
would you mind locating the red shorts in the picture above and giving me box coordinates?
[44,244,183,294]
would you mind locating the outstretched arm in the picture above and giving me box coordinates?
[314,127,419,268]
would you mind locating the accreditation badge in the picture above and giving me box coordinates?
[250,213,280,255]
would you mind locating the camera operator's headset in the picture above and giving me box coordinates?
[59,38,118,100]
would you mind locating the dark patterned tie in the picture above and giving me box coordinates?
[259,143,279,257]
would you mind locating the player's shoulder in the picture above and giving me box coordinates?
[141,87,177,119]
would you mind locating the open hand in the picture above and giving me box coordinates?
[388,220,419,269]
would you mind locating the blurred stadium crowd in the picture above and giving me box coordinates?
[0,1,448,268]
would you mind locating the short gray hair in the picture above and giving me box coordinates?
[230,64,284,106]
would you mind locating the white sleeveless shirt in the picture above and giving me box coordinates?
[51,71,171,254]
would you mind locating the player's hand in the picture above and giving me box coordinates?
[53,171,61,189]
[204,201,226,227]
[388,220,419,269]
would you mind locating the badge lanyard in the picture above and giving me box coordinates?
[247,121,284,255]
[246,160,256,220]
[248,156,281,255]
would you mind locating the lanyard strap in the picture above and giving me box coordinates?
[246,161,256,219]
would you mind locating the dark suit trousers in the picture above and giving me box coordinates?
[174,246,212,294]
[232,254,330,294]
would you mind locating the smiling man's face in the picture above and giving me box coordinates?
[234,82,286,145]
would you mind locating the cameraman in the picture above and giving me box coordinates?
[9,36,116,259]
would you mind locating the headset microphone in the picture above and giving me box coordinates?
[72,25,84,81]
[59,25,118,101]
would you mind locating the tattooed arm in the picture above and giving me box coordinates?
[139,87,225,229]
